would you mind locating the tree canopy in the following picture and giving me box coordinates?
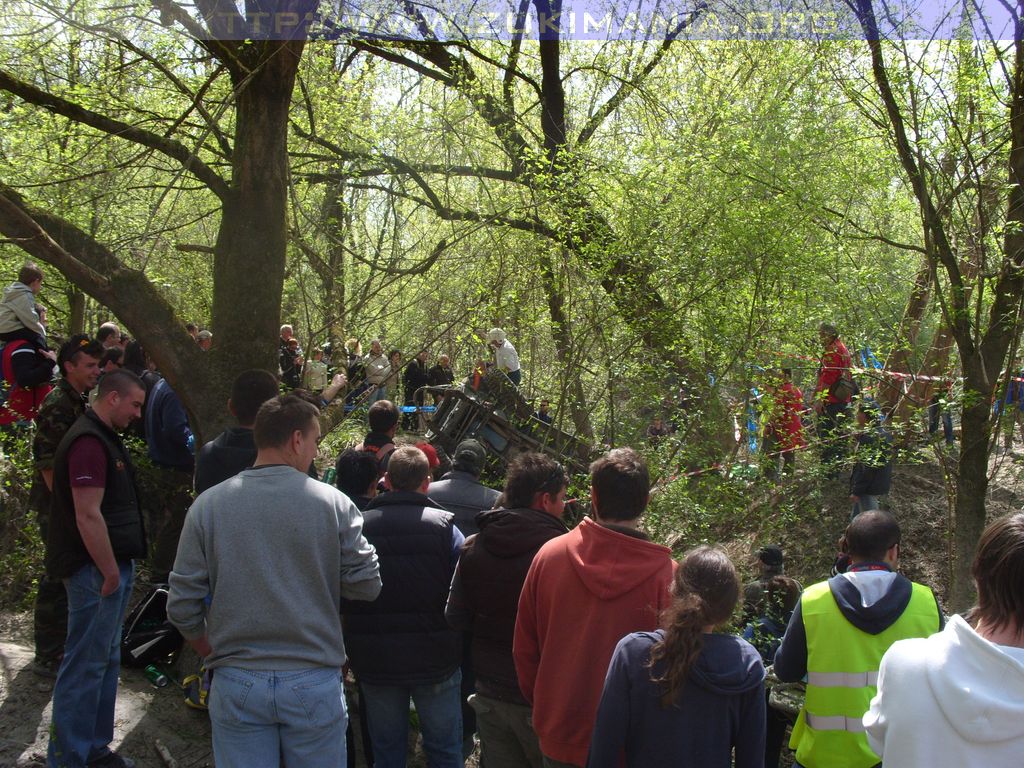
[1,0,1021,607]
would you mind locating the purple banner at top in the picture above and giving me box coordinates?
[173,0,1019,41]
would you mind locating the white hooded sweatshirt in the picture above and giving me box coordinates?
[0,281,45,338]
[864,614,1024,767]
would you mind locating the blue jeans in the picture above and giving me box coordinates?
[209,666,347,768]
[507,369,522,387]
[361,669,463,768]
[48,560,135,768]
[369,386,388,405]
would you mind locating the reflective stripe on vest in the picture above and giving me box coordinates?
[806,671,879,687]
[790,578,940,768]
[804,713,867,733]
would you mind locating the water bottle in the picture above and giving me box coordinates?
[145,664,169,688]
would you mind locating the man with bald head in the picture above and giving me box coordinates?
[774,510,943,768]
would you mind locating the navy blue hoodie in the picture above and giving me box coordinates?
[587,631,766,768]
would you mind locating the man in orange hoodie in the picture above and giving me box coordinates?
[513,448,675,768]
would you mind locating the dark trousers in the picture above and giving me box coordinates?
[765,694,795,768]
[143,466,193,582]
[817,401,850,468]
[33,507,67,663]
[928,395,955,444]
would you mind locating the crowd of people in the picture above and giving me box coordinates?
[646,322,896,519]
[275,324,519,407]
[2,263,1023,768]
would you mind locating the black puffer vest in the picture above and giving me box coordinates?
[46,410,147,578]
[342,490,460,685]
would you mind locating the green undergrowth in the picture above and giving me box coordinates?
[641,448,910,591]
[0,438,43,610]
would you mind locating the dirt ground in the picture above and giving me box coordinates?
[2,447,1022,767]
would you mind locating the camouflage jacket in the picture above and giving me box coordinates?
[29,378,88,513]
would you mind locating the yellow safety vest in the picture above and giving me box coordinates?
[789,578,939,768]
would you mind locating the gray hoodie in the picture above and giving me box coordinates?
[0,281,46,338]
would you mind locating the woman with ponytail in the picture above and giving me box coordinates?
[587,546,766,767]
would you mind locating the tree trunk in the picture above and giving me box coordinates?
[880,261,931,414]
[538,251,594,439]
[67,289,85,335]
[198,43,305,439]
[951,377,992,609]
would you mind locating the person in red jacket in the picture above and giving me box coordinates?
[513,448,675,768]
[0,332,55,450]
[763,368,806,479]
[813,323,853,469]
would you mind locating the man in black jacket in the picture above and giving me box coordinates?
[403,349,431,431]
[334,448,379,510]
[46,369,147,768]
[342,446,466,767]
[428,438,501,536]
[427,354,455,405]
[446,452,569,768]
[193,369,279,495]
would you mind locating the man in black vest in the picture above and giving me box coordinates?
[341,445,466,767]
[46,369,147,768]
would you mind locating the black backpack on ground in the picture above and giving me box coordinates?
[121,585,184,667]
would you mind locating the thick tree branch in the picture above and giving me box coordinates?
[176,242,217,254]
[0,187,111,295]
[150,0,247,74]
[299,164,520,183]
[292,122,524,188]
[350,41,455,85]
[347,238,450,276]
[346,182,560,240]
[0,68,230,199]
[503,0,532,114]
[0,182,202,390]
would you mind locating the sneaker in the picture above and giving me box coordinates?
[181,670,210,711]
[30,658,60,679]
[86,751,136,768]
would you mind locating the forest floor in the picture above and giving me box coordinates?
[2,443,1023,767]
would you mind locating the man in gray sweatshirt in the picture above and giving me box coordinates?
[168,394,382,768]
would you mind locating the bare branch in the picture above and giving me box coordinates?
[175,243,216,254]
[0,67,230,199]
[576,2,709,147]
